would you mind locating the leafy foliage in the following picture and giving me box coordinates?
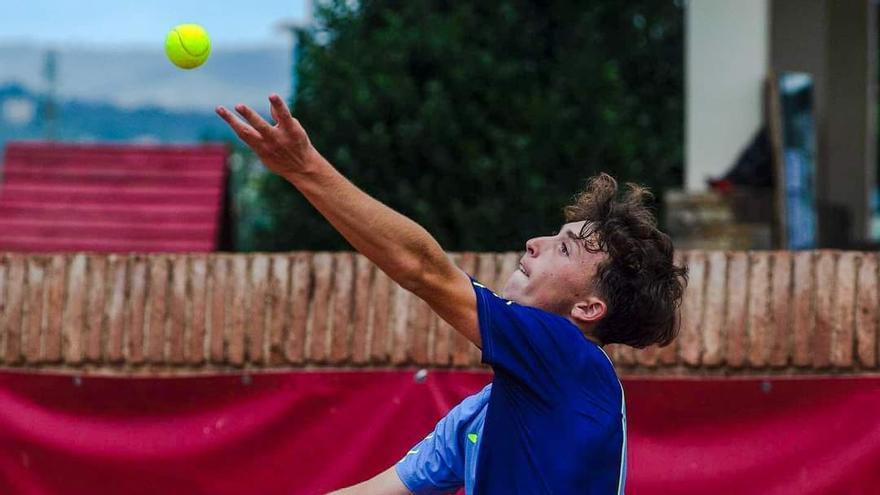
[241,0,684,251]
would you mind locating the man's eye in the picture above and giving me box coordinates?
[561,243,569,256]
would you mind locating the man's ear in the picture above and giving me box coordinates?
[570,297,606,325]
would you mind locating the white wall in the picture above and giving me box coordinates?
[686,0,769,191]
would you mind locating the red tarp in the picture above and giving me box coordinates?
[0,370,877,495]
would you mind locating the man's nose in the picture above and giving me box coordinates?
[525,237,539,256]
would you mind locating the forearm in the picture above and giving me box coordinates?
[283,149,448,290]
[326,465,412,495]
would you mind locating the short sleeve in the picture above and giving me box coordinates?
[471,278,584,396]
[394,388,487,494]
[394,428,461,495]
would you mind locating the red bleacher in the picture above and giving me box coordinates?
[0,141,228,252]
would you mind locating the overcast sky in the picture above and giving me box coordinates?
[0,0,311,48]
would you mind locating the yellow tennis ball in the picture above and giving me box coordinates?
[165,24,211,69]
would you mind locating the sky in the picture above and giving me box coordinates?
[0,0,311,48]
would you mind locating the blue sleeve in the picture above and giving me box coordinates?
[471,278,582,396]
[394,398,468,494]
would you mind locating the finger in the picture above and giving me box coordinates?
[269,98,284,127]
[269,94,297,129]
[235,104,274,136]
[216,106,262,146]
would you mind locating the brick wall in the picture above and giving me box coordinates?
[0,251,877,376]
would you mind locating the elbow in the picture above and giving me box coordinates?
[399,261,429,294]
[397,238,450,295]
[400,257,451,299]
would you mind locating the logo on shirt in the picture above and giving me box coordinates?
[467,433,478,444]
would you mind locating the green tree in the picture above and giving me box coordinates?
[245,0,684,251]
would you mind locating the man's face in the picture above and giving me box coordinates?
[501,221,607,318]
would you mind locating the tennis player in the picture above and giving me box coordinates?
[217,95,687,494]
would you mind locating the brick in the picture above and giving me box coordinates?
[44,255,66,363]
[634,345,661,368]
[106,255,128,364]
[85,256,108,363]
[768,252,792,367]
[681,251,708,366]
[63,254,87,365]
[22,257,45,363]
[657,341,678,366]
[329,252,354,364]
[813,251,835,368]
[476,252,499,292]
[426,309,441,366]
[390,282,411,366]
[147,256,169,364]
[702,251,728,367]
[188,255,208,365]
[127,256,148,365]
[604,344,622,365]
[791,251,815,367]
[266,255,290,365]
[247,255,270,364]
[747,252,772,368]
[4,255,26,364]
[659,250,689,365]
[408,296,433,366]
[452,252,477,367]
[168,256,188,365]
[228,255,248,366]
[725,252,748,368]
[208,255,229,364]
[608,343,634,367]
[287,253,312,364]
[368,267,392,364]
[831,252,856,367]
[856,253,878,367]
[613,340,635,366]
[350,254,374,365]
[308,253,333,364]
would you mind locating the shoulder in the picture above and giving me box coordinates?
[573,342,624,411]
[450,384,492,419]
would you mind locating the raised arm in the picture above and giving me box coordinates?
[216,95,480,347]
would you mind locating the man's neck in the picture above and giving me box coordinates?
[567,317,602,346]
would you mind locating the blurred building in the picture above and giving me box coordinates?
[674,0,877,249]
[0,142,229,252]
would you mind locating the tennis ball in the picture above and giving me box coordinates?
[165,24,211,69]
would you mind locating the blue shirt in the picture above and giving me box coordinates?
[398,278,627,494]
[396,384,490,494]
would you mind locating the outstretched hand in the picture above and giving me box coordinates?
[216,94,318,178]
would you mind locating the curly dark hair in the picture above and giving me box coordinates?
[563,173,687,348]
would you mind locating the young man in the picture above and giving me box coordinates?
[217,95,687,494]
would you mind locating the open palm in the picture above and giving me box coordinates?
[216,94,317,178]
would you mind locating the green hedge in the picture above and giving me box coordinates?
[236,0,684,251]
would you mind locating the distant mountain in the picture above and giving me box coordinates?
[0,43,291,112]
[0,82,236,149]
[0,42,293,153]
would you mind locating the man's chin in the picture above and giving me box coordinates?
[500,286,524,305]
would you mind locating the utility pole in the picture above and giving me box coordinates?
[42,49,59,141]
[277,0,313,107]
